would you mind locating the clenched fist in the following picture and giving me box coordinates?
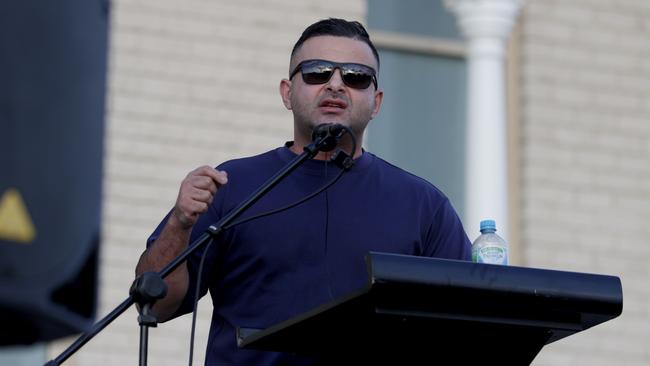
[173,166,228,229]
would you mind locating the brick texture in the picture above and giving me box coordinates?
[520,1,650,365]
[43,1,650,365]
[47,1,365,365]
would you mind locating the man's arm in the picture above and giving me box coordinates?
[135,166,227,321]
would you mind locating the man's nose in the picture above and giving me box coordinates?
[326,69,345,91]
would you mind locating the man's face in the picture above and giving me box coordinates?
[280,36,383,145]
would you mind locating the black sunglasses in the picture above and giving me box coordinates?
[289,59,378,90]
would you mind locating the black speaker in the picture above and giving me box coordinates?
[0,0,109,344]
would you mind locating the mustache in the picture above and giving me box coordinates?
[317,92,350,105]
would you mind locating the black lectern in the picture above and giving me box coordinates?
[238,252,623,365]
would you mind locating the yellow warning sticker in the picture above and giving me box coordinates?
[0,188,37,244]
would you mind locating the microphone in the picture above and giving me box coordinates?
[311,123,346,152]
[306,123,356,170]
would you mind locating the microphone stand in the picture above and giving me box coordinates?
[45,131,346,366]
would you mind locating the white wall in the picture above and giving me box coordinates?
[520,1,650,365]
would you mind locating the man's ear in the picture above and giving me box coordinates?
[279,79,292,110]
[370,88,384,118]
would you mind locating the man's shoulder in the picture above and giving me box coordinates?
[367,152,447,198]
[216,147,282,172]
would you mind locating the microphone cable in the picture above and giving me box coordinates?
[188,237,214,366]
[186,125,356,366]
[223,124,357,230]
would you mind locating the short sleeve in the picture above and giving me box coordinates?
[422,198,471,261]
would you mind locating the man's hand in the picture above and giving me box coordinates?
[135,165,227,321]
[173,166,228,229]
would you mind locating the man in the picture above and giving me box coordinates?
[137,18,471,365]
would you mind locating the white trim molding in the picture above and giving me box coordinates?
[371,30,466,58]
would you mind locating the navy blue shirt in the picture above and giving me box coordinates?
[147,146,471,365]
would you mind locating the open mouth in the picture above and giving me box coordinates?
[319,99,348,110]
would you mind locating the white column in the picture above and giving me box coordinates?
[445,0,525,241]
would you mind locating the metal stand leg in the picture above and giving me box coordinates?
[130,273,167,366]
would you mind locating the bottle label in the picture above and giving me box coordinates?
[477,245,508,265]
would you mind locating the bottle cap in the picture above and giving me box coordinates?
[480,219,496,233]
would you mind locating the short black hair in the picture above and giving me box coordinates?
[291,18,380,69]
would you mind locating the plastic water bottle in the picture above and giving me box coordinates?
[472,219,508,265]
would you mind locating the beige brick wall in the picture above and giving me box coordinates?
[520,1,650,365]
[44,1,650,365]
[48,1,365,365]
